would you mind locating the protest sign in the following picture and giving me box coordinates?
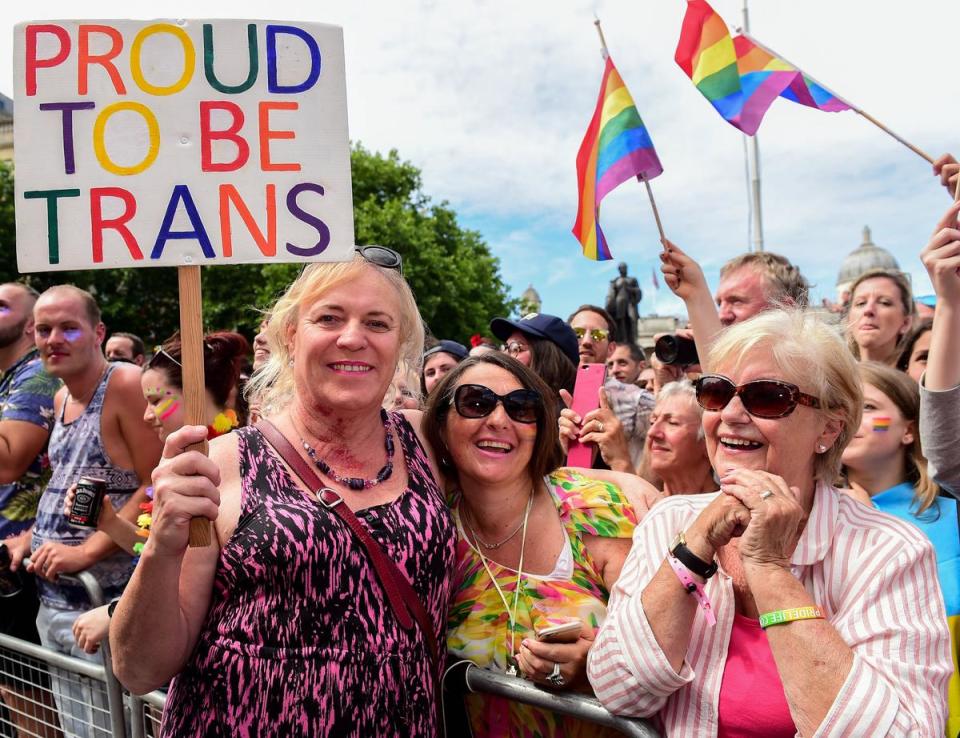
[14,20,356,545]
[14,19,353,272]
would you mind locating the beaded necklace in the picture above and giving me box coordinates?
[301,408,395,491]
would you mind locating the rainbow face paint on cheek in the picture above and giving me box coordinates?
[872,417,892,432]
[63,328,83,342]
[155,397,181,421]
[0,306,10,315]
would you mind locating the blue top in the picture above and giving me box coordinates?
[873,482,960,616]
[0,348,60,539]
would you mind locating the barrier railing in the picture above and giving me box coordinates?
[444,659,660,737]
[2,563,660,737]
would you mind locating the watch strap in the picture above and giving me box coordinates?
[670,533,718,579]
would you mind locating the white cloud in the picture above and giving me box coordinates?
[2,0,957,324]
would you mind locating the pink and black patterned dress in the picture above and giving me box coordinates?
[160,414,455,738]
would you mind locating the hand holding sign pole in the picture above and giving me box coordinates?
[14,20,355,546]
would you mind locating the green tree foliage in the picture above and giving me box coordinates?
[0,147,514,345]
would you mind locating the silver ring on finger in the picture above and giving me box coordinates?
[546,662,565,687]
[759,489,774,500]
[596,421,604,433]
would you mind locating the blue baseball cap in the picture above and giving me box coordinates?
[423,339,468,362]
[489,313,580,367]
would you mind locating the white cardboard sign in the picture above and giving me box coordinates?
[14,19,354,272]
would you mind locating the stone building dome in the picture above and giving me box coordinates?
[836,226,900,300]
[519,284,542,314]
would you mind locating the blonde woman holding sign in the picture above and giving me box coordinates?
[110,250,456,737]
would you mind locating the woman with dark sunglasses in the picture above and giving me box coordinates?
[109,251,457,737]
[423,352,659,738]
[589,309,951,737]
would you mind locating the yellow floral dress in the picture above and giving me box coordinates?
[447,468,637,738]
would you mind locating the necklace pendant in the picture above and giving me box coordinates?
[505,656,519,677]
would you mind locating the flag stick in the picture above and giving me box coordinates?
[642,176,666,241]
[739,31,934,164]
[955,171,960,202]
[593,17,609,58]
[178,265,212,548]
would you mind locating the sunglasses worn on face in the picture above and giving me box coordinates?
[694,374,821,419]
[356,245,403,275]
[573,326,609,342]
[453,384,541,424]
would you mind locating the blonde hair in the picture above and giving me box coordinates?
[853,362,938,514]
[707,309,862,482]
[845,269,915,364]
[246,257,425,413]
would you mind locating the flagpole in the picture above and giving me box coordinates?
[739,31,935,164]
[642,177,666,241]
[742,0,765,252]
[594,16,668,242]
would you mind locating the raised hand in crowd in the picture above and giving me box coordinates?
[933,153,959,199]
[659,240,723,367]
[921,199,960,392]
[558,388,633,473]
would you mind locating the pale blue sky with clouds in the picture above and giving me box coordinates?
[3,0,958,323]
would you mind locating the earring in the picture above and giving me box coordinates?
[816,443,827,453]
[288,358,294,367]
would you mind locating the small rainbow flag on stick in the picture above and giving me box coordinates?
[675,0,850,136]
[573,53,663,261]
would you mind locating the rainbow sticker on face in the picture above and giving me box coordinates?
[872,417,892,432]
[63,328,83,342]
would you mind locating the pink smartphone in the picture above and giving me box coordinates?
[566,363,607,467]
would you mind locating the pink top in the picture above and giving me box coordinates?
[716,614,794,737]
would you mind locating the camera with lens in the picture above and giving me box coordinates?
[654,334,699,367]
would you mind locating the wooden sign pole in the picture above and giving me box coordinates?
[178,265,212,548]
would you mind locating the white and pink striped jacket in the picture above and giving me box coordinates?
[587,483,951,737]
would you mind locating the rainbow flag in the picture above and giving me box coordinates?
[675,0,849,135]
[573,55,663,261]
[733,35,850,113]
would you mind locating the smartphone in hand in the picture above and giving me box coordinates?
[566,363,607,467]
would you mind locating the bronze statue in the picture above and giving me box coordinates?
[606,262,642,346]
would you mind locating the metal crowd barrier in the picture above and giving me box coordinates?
[444,659,661,737]
[2,563,660,737]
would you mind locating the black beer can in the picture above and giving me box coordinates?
[69,476,107,528]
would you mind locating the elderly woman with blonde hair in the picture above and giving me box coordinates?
[588,309,951,737]
[109,249,456,737]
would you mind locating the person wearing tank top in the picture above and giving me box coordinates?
[23,287,162,737]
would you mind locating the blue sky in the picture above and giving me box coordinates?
[3,0,958,324]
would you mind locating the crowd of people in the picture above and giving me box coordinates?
[0,157,957,738]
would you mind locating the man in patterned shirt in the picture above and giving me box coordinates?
[0,282,61,736]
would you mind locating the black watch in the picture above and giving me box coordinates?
[670,532,718,580]
[107,598,121,618]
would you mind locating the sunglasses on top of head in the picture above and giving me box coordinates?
[694,374,821,419]
[452,384,541,424]
[356,245,403,275]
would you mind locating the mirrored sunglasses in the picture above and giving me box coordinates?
[572,326,609,342]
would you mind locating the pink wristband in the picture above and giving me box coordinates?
[668,553,717,627]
